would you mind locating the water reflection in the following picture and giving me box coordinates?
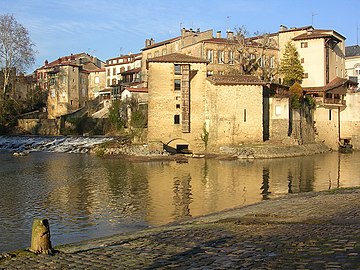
[1,151,360,252]
[261,168,271,200]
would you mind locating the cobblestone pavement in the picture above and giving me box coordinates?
[1,189,360,269]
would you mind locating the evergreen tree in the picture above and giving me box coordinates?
[280,41,304,86]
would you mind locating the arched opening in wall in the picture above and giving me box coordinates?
[164,138,191,154]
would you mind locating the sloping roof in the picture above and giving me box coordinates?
[83,62,103,72]
[121,67,141,75]
[278,26,313,34]
[346,45,360,57]
[248,26,313,40]
[293,30,344,42]
[39,53,87,69]
[147,53,208,63]
[207,75,265,85]
[107,53,141,62]
[304,77,357,94]
[142,36,181,51]
[324,77,357,94]
[124,87,148,93]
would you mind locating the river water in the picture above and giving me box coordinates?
[0,139,360,253]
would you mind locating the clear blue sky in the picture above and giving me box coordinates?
[2,0,359,72]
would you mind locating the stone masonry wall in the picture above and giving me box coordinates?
[147,61,208,152]
[206,82,263,151]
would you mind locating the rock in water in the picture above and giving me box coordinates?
[30,219,53,254]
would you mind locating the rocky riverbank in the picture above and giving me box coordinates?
[90,139,331,161]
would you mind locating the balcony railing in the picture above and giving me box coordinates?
[324,98,346,105]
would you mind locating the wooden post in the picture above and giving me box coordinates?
[30,218,53,254]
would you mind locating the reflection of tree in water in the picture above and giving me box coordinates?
[298,162,314,192]
[260,167,271,200]
[172,175,193,220]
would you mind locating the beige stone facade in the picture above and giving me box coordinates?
[147,53,267,153]
[142,29,213,83]
[105,53,142,88]
[205,78,264,149]
[36,53,104,119]
[142,28,278,84]
[268,97,290,140]
[147,54,208,152]
[88,68,106,100]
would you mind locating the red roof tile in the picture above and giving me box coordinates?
[124,87,148,93]
[142,36,181,51]
[293,30,344,42]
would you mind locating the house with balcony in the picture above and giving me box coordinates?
[105,53,142,88]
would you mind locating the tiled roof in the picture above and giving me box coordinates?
[248,26,313,40]
[345,45,360,57]
[147,53,207,63]
[121,67,141,75]
[304,77,357,94]
[107,53,141,62]
[83,62,102,72]
[40,53,86,69]
[324,77,357,92]
[142,36,181,51]
[207,75,265,85]
[293,30,344,42]
[279,26,313,33]
[124,87,148,93]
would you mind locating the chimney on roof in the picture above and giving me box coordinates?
[181,27,186,37]
[44,60,48,66]
[216,31,221,38]
[279,25,288,32]
[227,31,234,40]
[145,38,155,47]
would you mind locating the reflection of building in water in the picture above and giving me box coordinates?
[172,175,193,220]
[145,159,264,225]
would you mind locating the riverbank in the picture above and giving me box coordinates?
[91,139,332,161]
[1,188,360,269]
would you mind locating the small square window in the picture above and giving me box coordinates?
[303,73,308,79]
[174,64,181,75]
[301,42,308,48]
[174,114,180,124]
[174,79,181,91]
[301,58,304,63]
[176,104,180,109]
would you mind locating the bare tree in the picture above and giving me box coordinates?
[0,14,36,100]
[226,26,278,81]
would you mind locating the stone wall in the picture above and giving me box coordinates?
[206,82,263,150]
[314,107,339,150]
[291,108,315,144]
[268,97,289,141]
[18,119,60,135]
[147,61,208,152]
[340,93,360,149]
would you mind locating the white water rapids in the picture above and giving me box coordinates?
[0,136,115,153]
